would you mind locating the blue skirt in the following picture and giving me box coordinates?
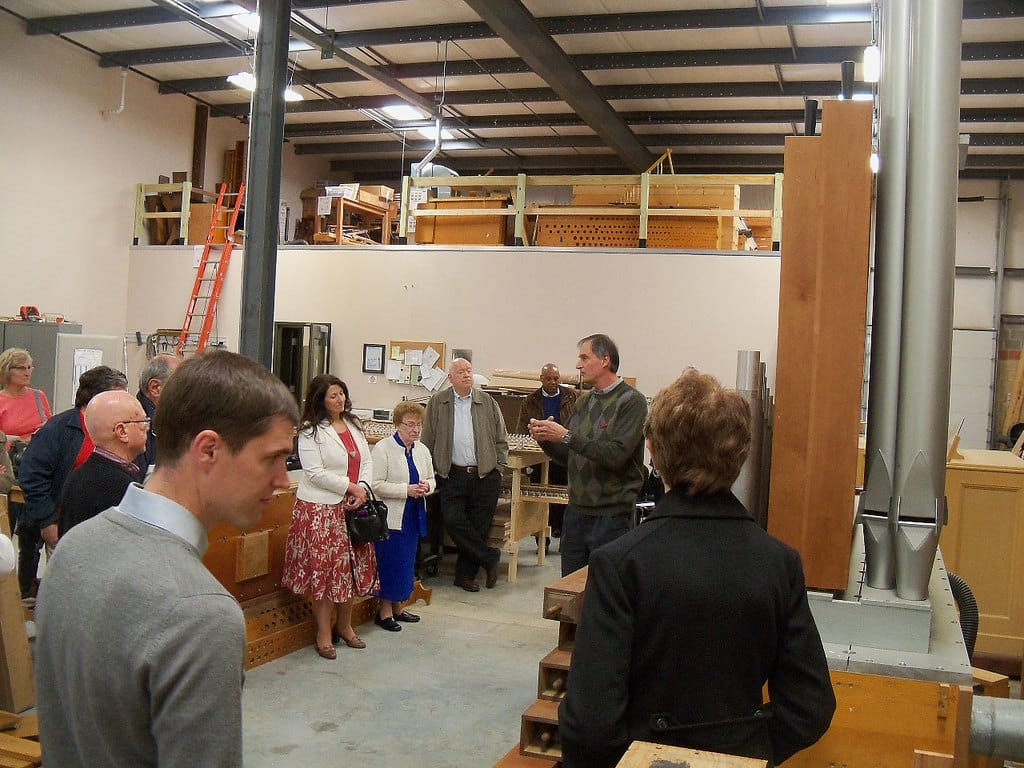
[374,504,420,602]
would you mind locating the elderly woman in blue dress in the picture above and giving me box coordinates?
[370,401,435,631]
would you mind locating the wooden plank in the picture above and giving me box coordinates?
[0,733,41,764]
[617,741,766,768]
[767,100,872,590]
[0,755,33,768]
[493,744,559,767]
[0,502,33,714]
[914,752,955,768]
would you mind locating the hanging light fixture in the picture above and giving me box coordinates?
[227,71,257,91]
[863,44,881,83]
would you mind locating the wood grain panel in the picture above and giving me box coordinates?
[767,100,873,589]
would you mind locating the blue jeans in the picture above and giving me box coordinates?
[560,504,632,577]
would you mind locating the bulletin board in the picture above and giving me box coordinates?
[386,339,447,390]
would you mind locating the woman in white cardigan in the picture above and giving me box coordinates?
[370,402,436,631]
[282,375,377,660]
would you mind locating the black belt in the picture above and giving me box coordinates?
[450,464,479,474]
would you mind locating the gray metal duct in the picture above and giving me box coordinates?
[733,351,765,525]
[893,1,963,600]
[860,0,912,590]
[971,697,1024,761]
[462,0,653,172]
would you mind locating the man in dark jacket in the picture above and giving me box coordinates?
[134,353,180,476]
[16,366,128,596]
[57,390,148,537]
[515,363,576,537]
[559,369,835,768]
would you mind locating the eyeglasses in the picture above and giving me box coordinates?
[399,422,423,430]
[115,418,151,432]
[11,365,33,371]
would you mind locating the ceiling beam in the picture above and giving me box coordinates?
[283,107,1024,138]
[297,133,792,155]
[212,77,1024,117]
[24,1,1019,42]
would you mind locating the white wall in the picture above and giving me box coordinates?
[0,14,330,337]
[125,245,781,408]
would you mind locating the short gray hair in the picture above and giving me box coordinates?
[138,354,178,393]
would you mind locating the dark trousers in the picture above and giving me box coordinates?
[11,503,42,599]
[560,504,632,577]
[440,468,501,582]
[547,462,568,533]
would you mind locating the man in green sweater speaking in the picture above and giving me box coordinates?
[529,334,648,576]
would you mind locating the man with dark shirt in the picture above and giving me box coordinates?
[57,390,148,537]
[134,354,181,475]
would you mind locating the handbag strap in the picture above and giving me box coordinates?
[33,389,46,424]
[358,479,381,504]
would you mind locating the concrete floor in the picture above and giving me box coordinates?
[240,542,561,768]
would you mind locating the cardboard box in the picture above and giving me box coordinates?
[187,203,227,245]
[357,184,395,206]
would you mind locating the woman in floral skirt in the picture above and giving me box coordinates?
[282,375,377,660]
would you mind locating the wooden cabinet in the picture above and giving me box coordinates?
[943,448,1024,666]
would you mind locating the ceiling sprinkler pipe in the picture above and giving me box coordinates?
[102,68,128,117]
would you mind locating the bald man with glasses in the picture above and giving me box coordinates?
[56,390,148,538]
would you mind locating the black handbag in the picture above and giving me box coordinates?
[345,481,389,545]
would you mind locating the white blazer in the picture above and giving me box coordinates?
[296,418,373,504]
[370,435,436,530]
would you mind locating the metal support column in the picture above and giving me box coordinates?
[861,0,911,590]
[239,0,290,367]
[893,0,963,600]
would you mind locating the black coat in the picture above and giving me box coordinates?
[57,452,139,537]
[559,487,836,768]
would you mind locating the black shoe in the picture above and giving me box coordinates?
[551,528,561,538]
[454,577,480,592]
[485,562,499,589]
[394,610,420,622]
[375,614,402,632]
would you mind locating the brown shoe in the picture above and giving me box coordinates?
[315,642,337,660]
[333,631,366,649]
[454,577,480,592]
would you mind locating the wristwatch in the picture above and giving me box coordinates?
[561,431,571,445]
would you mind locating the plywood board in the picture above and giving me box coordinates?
[767,99,872,590]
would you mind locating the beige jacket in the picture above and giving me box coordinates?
[370,436,436,530]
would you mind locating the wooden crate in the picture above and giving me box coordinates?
[542,567,587,624]
[493,744,559,767]
[414,195,510,245]
[532,213,723,249]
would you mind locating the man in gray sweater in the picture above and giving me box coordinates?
[35,351,299,768]
[530,334,648,576]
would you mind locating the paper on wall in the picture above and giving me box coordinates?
[385,359,404,381]
[421,345,440,370]
[420,366,447,391]
[404,349,423,365]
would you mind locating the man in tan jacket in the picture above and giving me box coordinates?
[422,358,508,592]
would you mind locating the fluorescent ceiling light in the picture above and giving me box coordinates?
[227,71,257,91]
[226,72,303,101]
[382,104,428,121]
[419,125,454,141]
[852,92,874,102]
[862,44,881,83]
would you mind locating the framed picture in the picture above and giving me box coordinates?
[362,343,386,374]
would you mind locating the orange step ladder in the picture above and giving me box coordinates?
[177,183,245,355]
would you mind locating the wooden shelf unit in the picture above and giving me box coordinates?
[312,195,391,245]
[399,172,782,249]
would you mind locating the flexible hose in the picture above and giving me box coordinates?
[947,570,979,660]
